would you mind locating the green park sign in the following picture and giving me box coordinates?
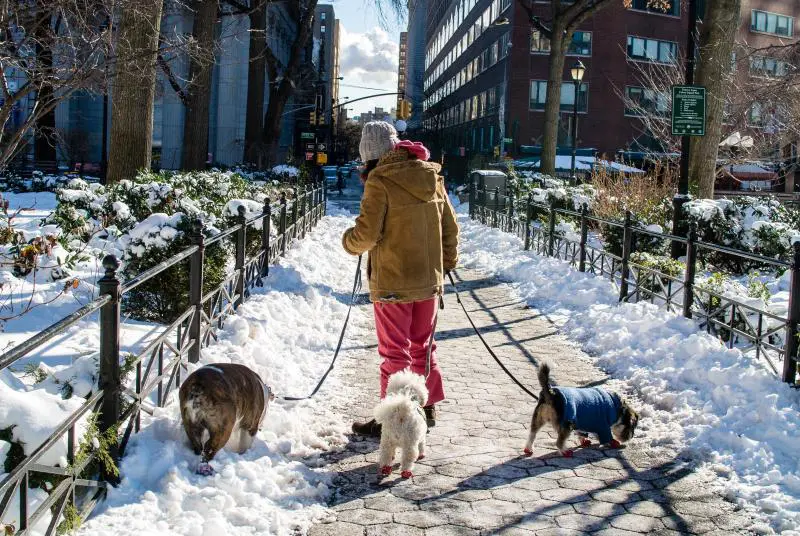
[671,85,706,136]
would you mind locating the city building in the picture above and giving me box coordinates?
[397,32,408,118]
[405,0,428,131]
[358,107,393,125]
[422,0,800,182]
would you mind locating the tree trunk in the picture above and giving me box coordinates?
[689,0,741,199]
[540,25,567,176]
[107,0,164,183]
[244,2,267,166]
[182,0,218,171]
[33,43,56,166]
[262,0,318,167]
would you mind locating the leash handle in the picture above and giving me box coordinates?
[282,255,363,401]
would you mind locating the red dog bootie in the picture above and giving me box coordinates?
[400,470,413,479]
[417,453,425,461]
[380,465,392,476]
[609,439,622,449]
[561,449,574,458]
[523,448,533,456]
[580,438,592,448]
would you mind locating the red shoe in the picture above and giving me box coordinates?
[380,465,392,476]
[401,470,413,479]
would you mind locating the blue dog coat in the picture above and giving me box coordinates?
[554,387,621,444]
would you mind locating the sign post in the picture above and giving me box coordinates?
[671,85,706,136]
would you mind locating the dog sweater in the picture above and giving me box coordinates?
[553,387,621,444]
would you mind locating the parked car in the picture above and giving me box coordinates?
[322,166,338,186]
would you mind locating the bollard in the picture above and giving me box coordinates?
[188,218,205,363]
[578,203,588,272]
[98,254,121,483]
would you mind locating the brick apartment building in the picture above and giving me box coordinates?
[420,0,800,179]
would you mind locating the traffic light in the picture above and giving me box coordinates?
[310,111,317,125]
[399,100,413,120]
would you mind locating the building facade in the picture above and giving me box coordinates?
[422,0,800,178]
[405,0,429,130]
[397,32,408,118]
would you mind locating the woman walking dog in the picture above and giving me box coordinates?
[342,121,460,437]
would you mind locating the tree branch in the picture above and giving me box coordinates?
[157,54,189,105]
[516,0,554,38]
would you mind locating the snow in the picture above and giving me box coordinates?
[271,165,299,178]
[456,209,800,534]
[78,211,364,536]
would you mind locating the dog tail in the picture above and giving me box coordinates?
[537,362,555,403]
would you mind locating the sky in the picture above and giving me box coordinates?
[321,0,405,118]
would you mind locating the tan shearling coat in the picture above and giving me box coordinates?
[342,149,459,303]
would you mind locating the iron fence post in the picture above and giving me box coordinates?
[492,186,500,229]
[261,198,271,277]
[619,210,633,302]
[291,188,299,240]
[188,218,205,363]
[98,254,121,483]
[524,193,532,251]
[579,203,588,272]
[782,242,800,384]
[507,189,515,233]
[234,205,247,308]
[547,198,557,257]
[322,176,328,216]
[682,223,698,319]
[279,193,287,256]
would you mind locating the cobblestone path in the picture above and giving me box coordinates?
[310,267,752,536]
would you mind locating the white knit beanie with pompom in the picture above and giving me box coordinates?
[359,121,399,162]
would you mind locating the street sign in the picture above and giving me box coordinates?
[317,143,327,152]
[306,143,315,151]
[503,137,513,143]
[305,152,314,161]
[316,152,328,165]
[301,132,314,140]
[671,85,706,136]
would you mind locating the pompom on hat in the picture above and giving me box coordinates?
[359,121,400,162]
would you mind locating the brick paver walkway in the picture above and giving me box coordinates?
[310,268,753,535]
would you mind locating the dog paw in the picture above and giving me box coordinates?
[380,465,392,476]
[417,453,425,460]
[400,470,413,479]
[561,449,574,458]
[609,439,622,449]
[195,462,214,476]
[523,447,533,456]
[580,438,592,448]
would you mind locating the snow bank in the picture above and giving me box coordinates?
[458,214,800,534]
[79,214,362,536]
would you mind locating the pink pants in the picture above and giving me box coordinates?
[374,297,445,406]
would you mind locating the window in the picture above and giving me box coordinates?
[627,36,677,63]
[751,10,793,37]
[320,12,326,20]
[531,30,592,56]
[321,25,326,33]
[629,0,678,16]
[529,80,588,112]
[624,86,668,116]
[501,0,512,12]
[748,102,764,126]
[750,55,791,78]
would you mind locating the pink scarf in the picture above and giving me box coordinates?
[394,140,431,162]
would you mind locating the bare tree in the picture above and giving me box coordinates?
[688,0,741,198]
[516,0,670,175]
[107,0,164,182]
[0,1,115,172]
[244,0,268,165]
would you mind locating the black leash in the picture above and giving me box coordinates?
[447,271,539,400]
[282,255,363,401]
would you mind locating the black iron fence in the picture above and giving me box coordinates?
[469,184,800,386]
[0,181,327,535]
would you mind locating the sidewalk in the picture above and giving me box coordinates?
[311,268,752,535]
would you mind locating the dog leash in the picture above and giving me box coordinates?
[447,271,539,401]
[424,294,445,379]
[282,255,363,401]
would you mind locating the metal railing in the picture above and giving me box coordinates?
[469,184,800,385]
[0,181,328,535]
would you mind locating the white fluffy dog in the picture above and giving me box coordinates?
[374,369,429,478]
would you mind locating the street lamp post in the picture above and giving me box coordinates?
[569,60,586,185]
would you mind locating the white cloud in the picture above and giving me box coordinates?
[338,25,399,88]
